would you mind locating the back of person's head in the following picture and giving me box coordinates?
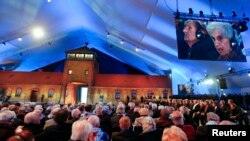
[78,104,85,112]
[151,103,158,111]
[162,126,188,141]
[119,116,131,130]
[48,107,60,118]
[71,109,81,119]
[7,130,34,141]
[85,104,93,112]
[179,106,190,115]
[24,112,40,124]
[206,112,220,122]
[128,102,135,109]
[71,120,93,141]
[219,120,236,125]
[54,109,68,124]
[160,108,171,119]
[141,116,156,133]
[133,106,140,113]
[0,110,16,122]
[87,115,100,128]
[34,105,43,112]
[139,108,149,117]
[171,111,184,126]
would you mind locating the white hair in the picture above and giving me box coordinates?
[87,115,100,127]
[219,120,236,125]
[206,22,241,46]
[24,112,40,124]
[71,109,81,119]
[128,102,135,109]
[141,116,156,133]
[151,103,158,111]
[116,104,125,114]
[0,110,16,121]
[71,120,93,141]
[162,125,188,141]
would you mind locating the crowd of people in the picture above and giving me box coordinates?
[0,97,249,141]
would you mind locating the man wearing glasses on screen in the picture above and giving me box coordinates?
[206,22,246,62]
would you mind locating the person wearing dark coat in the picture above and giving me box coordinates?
[139,116,162,141]
[35,109,71,141]
[177,20,219,60]
[111,116,139,141]
[0,110,16,141]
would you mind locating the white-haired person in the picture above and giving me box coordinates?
[162,125,188,141]
[69,120,97,141]
[87,115,109,141]
[43,105,61,130]
[179,106,196,128]
[206,21,246,61]
[196,112,220,141]
[133,107,150,134]
[94,104,111,136]
[17,111,43,136]
[111,104,126,132]
[0,110,16,141]
[171,111,196,141]
[68,108,81,124]
[219,120,236,125]
[140,116,163,141]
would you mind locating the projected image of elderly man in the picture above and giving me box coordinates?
[178,20,219,60]
[206,22,247,62]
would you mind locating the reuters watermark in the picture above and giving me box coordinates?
[207,125,249,140]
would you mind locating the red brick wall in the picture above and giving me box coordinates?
[63,60,95,85]
[0,71,63,84]
[94,74,171,88]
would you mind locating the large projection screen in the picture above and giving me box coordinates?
[175,18,246,62]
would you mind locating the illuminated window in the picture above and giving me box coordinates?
[85,54,93,60]
[68,69,73,75]
[67,53,75,59]
[76,53,84,59]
